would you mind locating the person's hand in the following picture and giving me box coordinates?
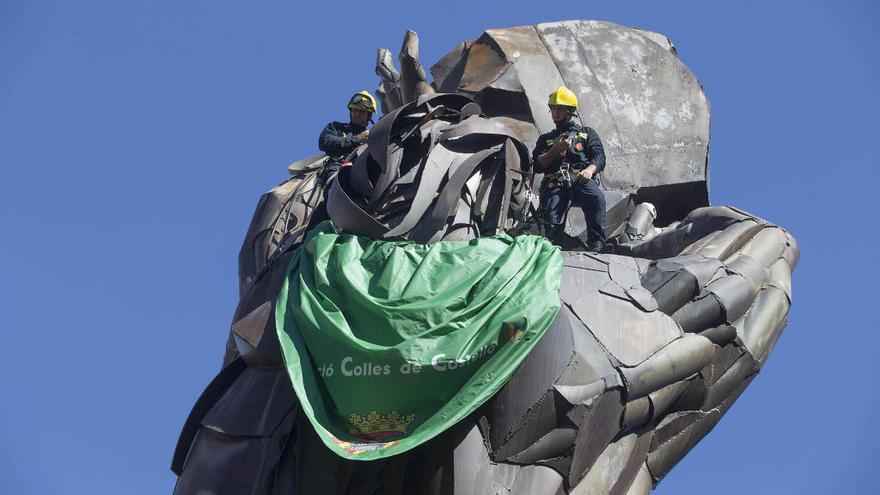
[358,130,370,144]
[550,138,570,157]
[578,165,597,182]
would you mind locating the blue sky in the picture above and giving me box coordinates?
[1,1,877,493]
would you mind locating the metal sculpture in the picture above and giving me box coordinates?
[172,20,798,494]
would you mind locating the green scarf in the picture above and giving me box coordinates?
[275,221,562,460]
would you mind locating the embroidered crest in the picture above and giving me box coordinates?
[347,410,416,441]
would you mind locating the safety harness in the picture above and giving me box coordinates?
[541,130,584,188]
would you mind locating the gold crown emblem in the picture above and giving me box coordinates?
[347,410,416,441]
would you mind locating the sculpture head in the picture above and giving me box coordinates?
[326,93,533,243]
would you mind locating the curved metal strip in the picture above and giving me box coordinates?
[287,154,327,176]
[367,101,414,171]
[496,138,518,230]
[349,150,374,197]
[370,143,405,207]
[737,227,789,268]
[440,114,521,141]
[383,144,461,238]
[411,146,502,242]
[671,293,725,333]
[473,157,502,218]
[706,273,756,323]
[621,334,715,400]
[415,92,473,109]
[325,169,389,238]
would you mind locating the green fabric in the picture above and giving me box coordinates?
[275,221,562,460]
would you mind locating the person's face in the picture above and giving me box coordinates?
[350,109,371,126]
[549,105,570,123]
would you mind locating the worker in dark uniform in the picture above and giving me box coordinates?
[531,86,607,252]
[318,90,377,183]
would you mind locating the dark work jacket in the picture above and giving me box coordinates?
[318,121,367,162]
[530,120,606,175]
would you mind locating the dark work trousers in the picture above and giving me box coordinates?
[542,178,607,245]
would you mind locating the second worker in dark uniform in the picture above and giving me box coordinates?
[531,86,607,252]
[318,90,377,183]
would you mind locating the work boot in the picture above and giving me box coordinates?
[543,223,564,246]
[586,239,606,253]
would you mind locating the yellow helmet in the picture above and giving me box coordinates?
[548,86,579,109]
[348,90,377,114]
